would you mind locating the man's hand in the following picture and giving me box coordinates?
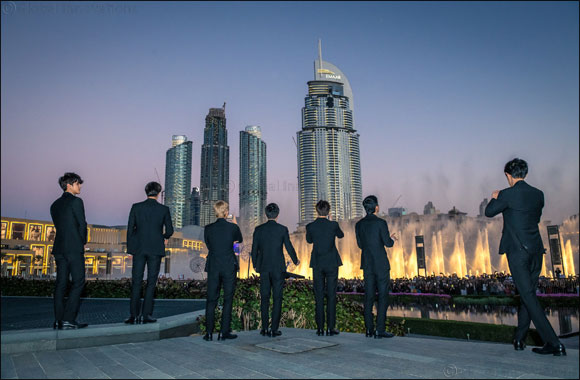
[164,239,169,246]
[391,233,398,241]
[492,190,500,200]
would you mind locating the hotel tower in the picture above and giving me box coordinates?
[297,41,363,224]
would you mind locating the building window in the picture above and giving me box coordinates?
[28,224,43,241]
[11,223,26,240]
[1,222,7,240]
[45,226,56,243]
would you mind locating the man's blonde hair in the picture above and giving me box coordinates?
[213,200,229,218]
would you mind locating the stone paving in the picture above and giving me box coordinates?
[1,327,578,379]
[1,297,205,331]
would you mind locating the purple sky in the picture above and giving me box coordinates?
[1,1,578,229]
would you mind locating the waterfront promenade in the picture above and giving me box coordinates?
[1,297,578,379]
[2,326,579,379]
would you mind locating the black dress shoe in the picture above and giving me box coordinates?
[203,332,213,341]
[328,329,340,336]
[513,339,526,351]
[142,315,157,324]
[532,343,566,356]
[218,332,238,340]
[316,329,324,336]
[124,316,137,325]
[375,331,395,339]
[270,330,282,337]
[365,329,375,338]
[61,321,88,330]
[260,329,269,336]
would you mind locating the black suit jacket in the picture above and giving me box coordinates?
[355,213,395,272]
[204,218,243,273]
[251,220,299,273]
[485,180,545,255]
[127,198,174,256]
[306,217,344,269]
[50,192,88,256]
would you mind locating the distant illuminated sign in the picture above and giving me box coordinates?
[324,74,342,80]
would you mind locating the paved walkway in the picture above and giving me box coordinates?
[1,297,205,331]
[1,327,578,379]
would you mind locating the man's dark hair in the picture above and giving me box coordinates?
[363,195,378,215]
[504,158,528,179]
[316,200,330,216]
[265,203,280,219]
[58,172,83,191]
[145,182,162,197]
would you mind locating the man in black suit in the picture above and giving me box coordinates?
[251,203,300,337]
[125,182,174,324]
[306,200,344,336]
[485,158,565,356]
[355,195,397,338]
[50,172,88,330]
[203,200,243,341]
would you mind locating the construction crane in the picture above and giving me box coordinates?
[391,194,402,208]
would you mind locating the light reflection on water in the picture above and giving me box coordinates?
[387,304,579,336]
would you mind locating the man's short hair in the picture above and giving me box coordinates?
[213,200,229,218]
[316,200,330,216]
[58,172,83,191]
[363,195,378,215]
[145,182,162,197]
[504,158,528,179]
[265,203,280,219]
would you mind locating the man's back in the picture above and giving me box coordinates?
[204,218,243,272]
[127,199,173,256]
[251,220,298,273]
[306,218,344,268]
[485,180,544,255]
[50,192,87,256]
[355,214,394,272]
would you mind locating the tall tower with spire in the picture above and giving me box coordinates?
[296,41,363,225]
[200,105,230,226]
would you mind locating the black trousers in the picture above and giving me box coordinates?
[313,266,338,330]
[507,250,559,345]
[54,253,86,322]
[259,271,285,332]
[363,269,390,333]
[205,268,236,334]
[130,254,162,317]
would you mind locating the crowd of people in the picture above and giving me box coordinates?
[335,273,580,296]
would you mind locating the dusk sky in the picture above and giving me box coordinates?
[1,1,578,229]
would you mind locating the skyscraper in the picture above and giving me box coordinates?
[239,125,267,235]
[297,41,363,225]
[200,105,230,227]
[165,135,193,229]
[190,186,201,226]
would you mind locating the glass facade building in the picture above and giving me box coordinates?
[239,125,267,235]
[189,186,201,226]
[165,135,193,229]
[200,106,230,226]
[297,43,363,224]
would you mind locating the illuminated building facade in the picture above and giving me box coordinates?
[297,41,363,225]
[165,135,193,229]
[200,106,230,227]
[0,217,206,279]
[239,125,267,235]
